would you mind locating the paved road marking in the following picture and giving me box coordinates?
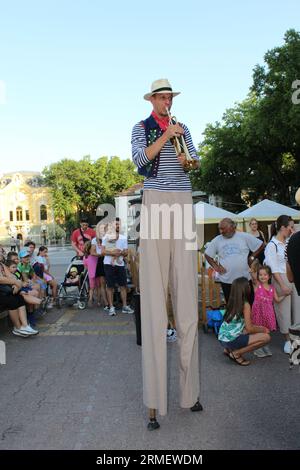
[69,320,131,326]
[37,309,136,336]
[37,320,132,328]
[40,308,78,335]
[39,330,136,336]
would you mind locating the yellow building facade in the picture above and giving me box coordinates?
[0,171,54,244]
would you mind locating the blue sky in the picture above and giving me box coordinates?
[0,0,299,174]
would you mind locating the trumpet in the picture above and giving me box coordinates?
[165,107,198,171]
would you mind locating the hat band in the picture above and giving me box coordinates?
[152,86,172,94]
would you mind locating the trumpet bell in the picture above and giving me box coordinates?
[182,158,198,172]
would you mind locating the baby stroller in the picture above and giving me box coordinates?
[57,256,89,310]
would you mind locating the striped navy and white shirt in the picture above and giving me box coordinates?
[131,121,198,192]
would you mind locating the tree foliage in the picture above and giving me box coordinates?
[43,156,142,225]
[192,29,300,206]
[46,223,66,240]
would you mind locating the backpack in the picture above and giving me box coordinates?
[205,308,225,336]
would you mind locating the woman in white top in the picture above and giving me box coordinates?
[264,215,300,354]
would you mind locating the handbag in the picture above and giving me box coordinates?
[0,284,14,295]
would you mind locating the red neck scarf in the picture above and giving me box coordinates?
[151,111,169,131]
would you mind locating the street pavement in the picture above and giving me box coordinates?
[0,247,299,450]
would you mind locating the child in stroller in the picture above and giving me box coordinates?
[57,257,89,309]
[66,266,80,285]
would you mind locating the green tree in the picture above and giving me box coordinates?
[43,159,81,220]
[193,29,300,206]
[43,155,142,226]
[47,223,66,241]
[250,28,300,201]
[191,98,258,208]
[105,156,141,204]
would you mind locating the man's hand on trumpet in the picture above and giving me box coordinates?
[165,122,184,140]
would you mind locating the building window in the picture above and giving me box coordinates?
[9,211,13,221]
[40,204,47,221]
[16,206,23,222]
[25,210,30,221]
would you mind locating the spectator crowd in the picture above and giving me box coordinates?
[1,214,300,368]
[205,215,300,364]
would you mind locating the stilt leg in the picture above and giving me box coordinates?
[190,399,203,412]
[147,408,160,431]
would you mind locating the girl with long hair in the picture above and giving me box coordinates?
[218,277,270,366]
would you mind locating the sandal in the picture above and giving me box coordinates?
[229,352,250,366]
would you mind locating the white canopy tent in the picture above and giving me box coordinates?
[194,201,239,224]
[237,199,300,221]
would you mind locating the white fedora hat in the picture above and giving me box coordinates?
[143,78,180,101]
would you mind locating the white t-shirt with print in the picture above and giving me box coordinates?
[102,234,127,266]
[205,231,262,284]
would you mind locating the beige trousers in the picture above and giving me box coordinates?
[140,190,200,416]
[273,273,300,334]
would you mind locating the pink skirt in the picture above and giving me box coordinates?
[89,276,100,289]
